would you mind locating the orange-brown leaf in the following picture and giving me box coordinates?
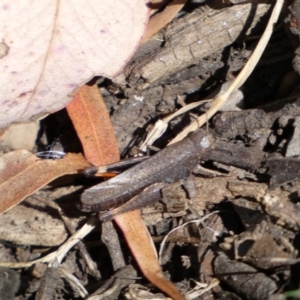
[0,150,90,215]
[116,210,186,300]
[141,0,188,44]
[66,84,120,166]
[67,84,184,299]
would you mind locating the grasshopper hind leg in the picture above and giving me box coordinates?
[100,183,166,222]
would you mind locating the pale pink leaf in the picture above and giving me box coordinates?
[0,0,149,128]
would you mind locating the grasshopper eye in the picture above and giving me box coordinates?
[200,136,210,148]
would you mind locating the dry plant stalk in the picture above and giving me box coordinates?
[169,0,284,144]
[139,100,210,152]
[0,217,98,269]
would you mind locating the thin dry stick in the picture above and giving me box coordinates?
[186,278,220,298]
[158,211,220,264]
[60,267,89,298]
[56,205,100,279]
[139,100,210,152]
[0,217,98,268]
[168,0,284,145]
[30,197,100,277]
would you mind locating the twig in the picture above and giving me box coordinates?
[169,0,284,144]
[0,217,98,268]
[158,211,220,264]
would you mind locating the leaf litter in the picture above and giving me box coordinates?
[66,83,185,299]
[2,0,300,299]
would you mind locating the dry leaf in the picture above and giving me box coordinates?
[66,85,119,165]
[68,86,184,299]
[141,0,188,44]
[0,0,149,129]
[0,150,90,215]
[116,210,186,300]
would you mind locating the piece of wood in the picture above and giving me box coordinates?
[114,3,271,89]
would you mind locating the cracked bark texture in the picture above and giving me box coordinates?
[113,2,272,91]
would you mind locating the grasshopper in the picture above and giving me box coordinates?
[80,129,214,220]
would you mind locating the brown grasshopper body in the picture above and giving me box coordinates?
[80,129,214,214]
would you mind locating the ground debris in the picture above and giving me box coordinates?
[2,1,300,299]
[214,252,278,300]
